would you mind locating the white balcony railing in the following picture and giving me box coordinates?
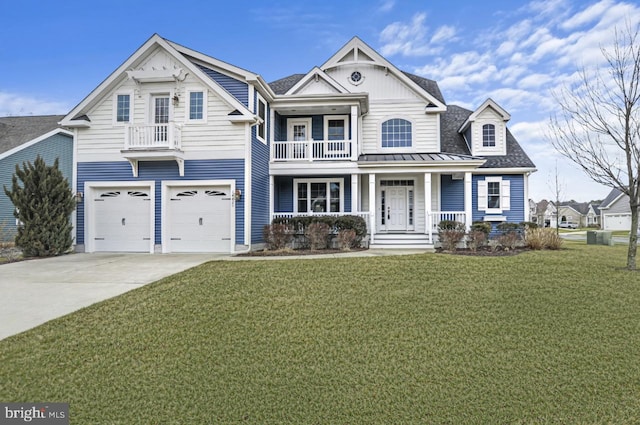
[430,211,466,231]
[271,139,353,161]
[124,123,182,150]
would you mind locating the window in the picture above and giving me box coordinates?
[324,115,349,155]
[487,181,500,208]
[257,97,266,142]
[189,91,204,120]
[381,118,412,148]
[483,124,495,147]
[116,94,130,123]
[294,179,343,213]
[478,177,510,213]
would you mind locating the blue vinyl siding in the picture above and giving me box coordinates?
[195,64,249,107]
[472,174,525,230]
[76,160,245,246]
[440,174,464,211]
[274,175,352,213]
[0,133,73,238]
[250,90,270,243]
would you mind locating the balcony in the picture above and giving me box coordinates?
[271,139,354,162]
[121,123,184,177]
[124,123,182,150]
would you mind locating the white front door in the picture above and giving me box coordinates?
[386,187,407,231]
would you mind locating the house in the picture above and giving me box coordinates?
[61,34,536,253]
[599,188,638,232]
[0,115,74,240]
[534,200,557,228]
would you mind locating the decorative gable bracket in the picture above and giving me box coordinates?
[126,67,187,83]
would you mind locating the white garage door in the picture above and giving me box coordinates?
[167,186,232,252]
[604,214,632,231]
[93,189,152,252]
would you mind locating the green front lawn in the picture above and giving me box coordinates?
[2,243,640,423]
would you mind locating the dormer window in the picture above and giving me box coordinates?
[381,118,412,148]
[483,124,495,147]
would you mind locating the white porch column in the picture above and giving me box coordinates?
[424,172,432,243]
[351,174,359,213]
[464,172,473,230]
[369,173,376,244]
[269,175,275,222]
[351,105,358,161]
[524,173,530,222]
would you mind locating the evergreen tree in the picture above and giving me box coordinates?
[3,156,75,257]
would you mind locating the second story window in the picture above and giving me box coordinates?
[483,124,495,147]
[116,94,130,123]
[381,118,412,148]
[189,91,204,120]
[257,97,266,142]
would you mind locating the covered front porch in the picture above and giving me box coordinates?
[269,171,475,248]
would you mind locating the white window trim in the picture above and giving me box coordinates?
[185,88,208,123]
[287,118,313,141]
[256,94,267,144]
[323,115,349,141]
[379,116,415,152]
[147,91,174,125]
[113,91,134,126]
[293,178,344,214]
[478,176,510,214]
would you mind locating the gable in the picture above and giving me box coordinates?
[61,34,254,127]
[321,37,445,110]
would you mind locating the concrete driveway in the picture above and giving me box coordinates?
[0,253,221,340]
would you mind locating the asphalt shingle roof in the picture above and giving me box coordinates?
[268,74,306,95]
[0,115,65,155]
[440,105,536,169]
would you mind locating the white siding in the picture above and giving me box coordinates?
[362,102,439,153]
[76,48,246,162]
[295,78,341,95]
[471,107,506,156]
[326,64,423,100]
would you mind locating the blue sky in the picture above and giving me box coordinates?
[2,0,639,202]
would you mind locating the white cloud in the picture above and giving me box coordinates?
[377,0,395,13]
[379,13,434,56]
[0,92,69,117]
[561,0,613,30]
[517,73,553,89]
[430,25,457,44]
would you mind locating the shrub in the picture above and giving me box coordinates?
[335,215,367,245]
[438,220,465,251]
[305,222,331,250]
[497,231,520,250]
[497,222,521,234]
[263,223,292,250]
[337,229,357,251]
[520,221,538,229]
[471,221,492,235]
[467,230,487,252]
[3,156,75,257]
[525,228,564,250]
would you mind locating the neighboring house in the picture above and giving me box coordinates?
[585,203,600,227]
[528,199,537,224]
[0,115,74,240]
[535,200,557,228]
[557,202,590,227]
[61,34,536,253]
[599,188,638,232]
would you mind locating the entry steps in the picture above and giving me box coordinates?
[370,233,435,250]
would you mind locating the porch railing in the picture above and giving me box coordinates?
[430,211,467,231]
[124,123,182,150]
[271,139,353,161]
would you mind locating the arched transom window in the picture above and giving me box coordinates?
[381,118,412,148]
